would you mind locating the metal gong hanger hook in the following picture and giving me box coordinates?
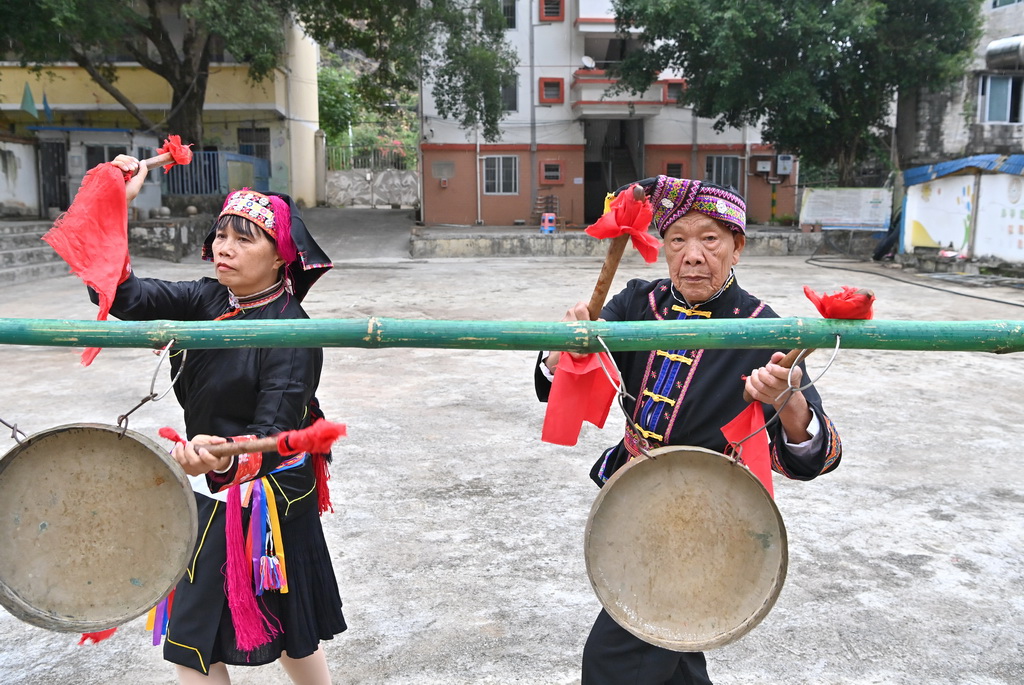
[594,336,653,460]
[0,416,28,445]
[116,339,188,438]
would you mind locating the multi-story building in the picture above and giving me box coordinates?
[896,0,1024,265]
[0,19,320,215]
[419,0,796,228]
[899,0,1024,166]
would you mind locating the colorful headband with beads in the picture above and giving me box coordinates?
[219,189,279,239]
[648,175,746,235]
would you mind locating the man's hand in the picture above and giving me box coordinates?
[545,301,597,373]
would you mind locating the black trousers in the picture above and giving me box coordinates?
[582,610,713,685]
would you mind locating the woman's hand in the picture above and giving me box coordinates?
[109,154,149,206]
[171,434,232,476]
[545,301,597,374]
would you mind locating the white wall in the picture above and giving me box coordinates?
[903,175,975,254]
[975,172,1024,262]
[0,140,39,217]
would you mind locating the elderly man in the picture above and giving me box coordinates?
[536,176,842,685]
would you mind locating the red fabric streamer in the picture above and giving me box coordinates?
[225,484,277,651]
[154,135,194,174]
[542,352,620,446]
[803,285,875,320]
[42,163,130,366]
[276,419,347,456]
[721,402,774,498]
[585,185,661,263]
[314,454,333,515]
[78,628,117,645]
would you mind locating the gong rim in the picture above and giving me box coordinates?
[0,423,197,632]
[584,445,788,651]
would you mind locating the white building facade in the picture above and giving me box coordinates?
[420,0,795,227]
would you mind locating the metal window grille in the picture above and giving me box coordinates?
[484,156,519,194]
[501,78,519,112]
[237,128,271,162]
[704,156,741,190]
[540,0,562,20]
[502,0,517,28]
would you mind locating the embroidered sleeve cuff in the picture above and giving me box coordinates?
[206,434,263,491]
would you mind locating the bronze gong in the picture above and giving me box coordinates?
[584,444,787,651]
[0,423,197,632]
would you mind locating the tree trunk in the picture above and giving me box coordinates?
[167,75,209,150]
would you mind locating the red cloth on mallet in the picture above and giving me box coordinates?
[803,285,875,320]
[42,163,130,367]
[585,185,661,263]
[154,135,193,174]
[541,352,619,446]
[721,401,774,498]
[159,419,347,456]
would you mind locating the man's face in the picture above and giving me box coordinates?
[663,211,745,304]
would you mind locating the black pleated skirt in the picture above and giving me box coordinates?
[164,494,347,674]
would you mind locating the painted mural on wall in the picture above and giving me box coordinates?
[326,170,419,208]
[903,175,974,256]
[975,174,1024,263]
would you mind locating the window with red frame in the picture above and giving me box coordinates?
[540,161,563,184]
[540,0,564,21]
[539,78,564,104]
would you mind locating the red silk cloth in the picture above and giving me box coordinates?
[155,135,193,173]
[541,352,619,446]
[721,401,774,498]
[803,285,875,320]
[585,184,661,263]
[42,163,130,366]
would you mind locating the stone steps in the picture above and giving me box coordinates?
[0,220,70,284]
[0,221,69,286]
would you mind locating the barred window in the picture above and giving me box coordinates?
[704,156,741,190]
[484,156,519,194]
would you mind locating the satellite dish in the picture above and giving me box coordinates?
[581,56,596,69]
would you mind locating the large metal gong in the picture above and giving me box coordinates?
[584,444,787,651]
[0,423,197,632]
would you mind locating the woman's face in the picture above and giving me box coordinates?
[211,222,284,297]
[663,210,745,304]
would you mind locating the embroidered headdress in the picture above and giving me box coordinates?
[202,190,333,301]
[622,176,746,236]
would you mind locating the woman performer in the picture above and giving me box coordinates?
[537,176,843,685]
[95,155,345,684]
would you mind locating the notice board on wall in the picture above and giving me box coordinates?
[799,188,893,229]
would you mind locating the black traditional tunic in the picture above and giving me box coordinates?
[536,274,842,685]
[537,274,842,485]
[100,274,346,673]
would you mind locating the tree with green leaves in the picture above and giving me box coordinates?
[1,0,517,146]
[609,0,982,185]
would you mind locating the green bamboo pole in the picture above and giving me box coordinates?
[0,317,1022,353]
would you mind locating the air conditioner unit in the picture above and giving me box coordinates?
[776,154,794,175]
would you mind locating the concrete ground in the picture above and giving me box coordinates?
[1,207,1023,684]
